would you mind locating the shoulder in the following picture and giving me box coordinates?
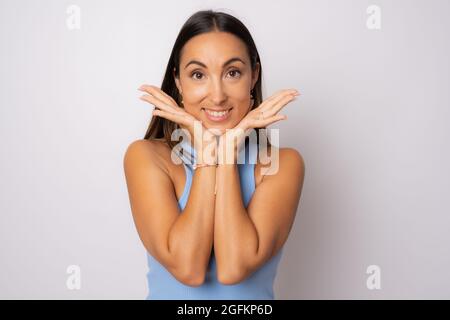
[279,147,305,174]
[123,139,172,173]
[257,146,305,179]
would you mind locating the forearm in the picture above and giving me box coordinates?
[168,165,216,278]
[214,164,259,278]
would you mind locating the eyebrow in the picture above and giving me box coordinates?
[184,57,246,69]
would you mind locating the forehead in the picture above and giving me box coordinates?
[180,31,249,66]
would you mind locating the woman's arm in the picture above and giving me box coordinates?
[214,147,305,285]
[213,89,303,285]
[124,139,216,286]
[167,163,216,285]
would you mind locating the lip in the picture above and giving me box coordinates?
[202,107,233,122]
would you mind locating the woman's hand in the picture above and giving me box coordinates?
[218,88,300,164]
[138,84,219,164]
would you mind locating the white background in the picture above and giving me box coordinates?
[1,0,449,299]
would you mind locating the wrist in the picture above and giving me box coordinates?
[193,162,217,169]
[218,137,240,165]
[196,147,218,167]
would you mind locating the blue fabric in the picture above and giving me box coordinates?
[145,138,284,300]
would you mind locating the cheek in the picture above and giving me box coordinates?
[182,83,208,103]
[234,86,251,99]
[232,89,252,113]
[180,85,206,115]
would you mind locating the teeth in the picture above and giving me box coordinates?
[204,109,230,117]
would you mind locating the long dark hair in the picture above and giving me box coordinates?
[143,9,268,150]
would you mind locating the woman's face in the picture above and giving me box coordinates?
[174,31,260,131]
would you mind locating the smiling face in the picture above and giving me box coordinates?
[174,31,260,131]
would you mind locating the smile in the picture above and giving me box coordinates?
[202,108,233,122]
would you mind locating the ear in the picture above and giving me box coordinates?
[173,67,182,93]
[251,62,260,90]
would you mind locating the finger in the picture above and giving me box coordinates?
[152,109,190,126]
[139,89,180,113]
[140,94,173,113]
[260,91,298,112]
[261,114,288,126]
[264,89,298,105]
[139,85,180,109]
[262,94,297,118]
[140,94,185,116]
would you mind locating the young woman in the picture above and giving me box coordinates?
[124,10,305,300]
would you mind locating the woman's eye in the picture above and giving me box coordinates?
[191,71,203,80]
[228,69,241,78]
[190,69,241,80]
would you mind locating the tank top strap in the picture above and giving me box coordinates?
[176,138,197,168]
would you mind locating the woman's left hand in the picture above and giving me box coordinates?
[218,88,300,164]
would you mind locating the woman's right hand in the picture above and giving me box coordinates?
[138,84,218,164]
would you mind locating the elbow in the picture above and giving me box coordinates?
[164,248,208,287]
[217,267,246,285]
[177,268,206,287]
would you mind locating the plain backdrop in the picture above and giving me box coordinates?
[1,0,449,299]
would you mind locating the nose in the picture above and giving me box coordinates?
[209,80,227,106]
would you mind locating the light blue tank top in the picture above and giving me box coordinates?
[146,138,284,300]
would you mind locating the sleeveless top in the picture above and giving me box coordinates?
[145,138,284,300]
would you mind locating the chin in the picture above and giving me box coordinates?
[202,123,230,135]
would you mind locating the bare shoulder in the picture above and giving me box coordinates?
[124,138,170,157]
[123,139,172,173]
[124,139,155,159]
[271,147,305,180]
[279,147,305,173]
[256,146,305,184]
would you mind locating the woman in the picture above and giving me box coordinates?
[124,10,305,300]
